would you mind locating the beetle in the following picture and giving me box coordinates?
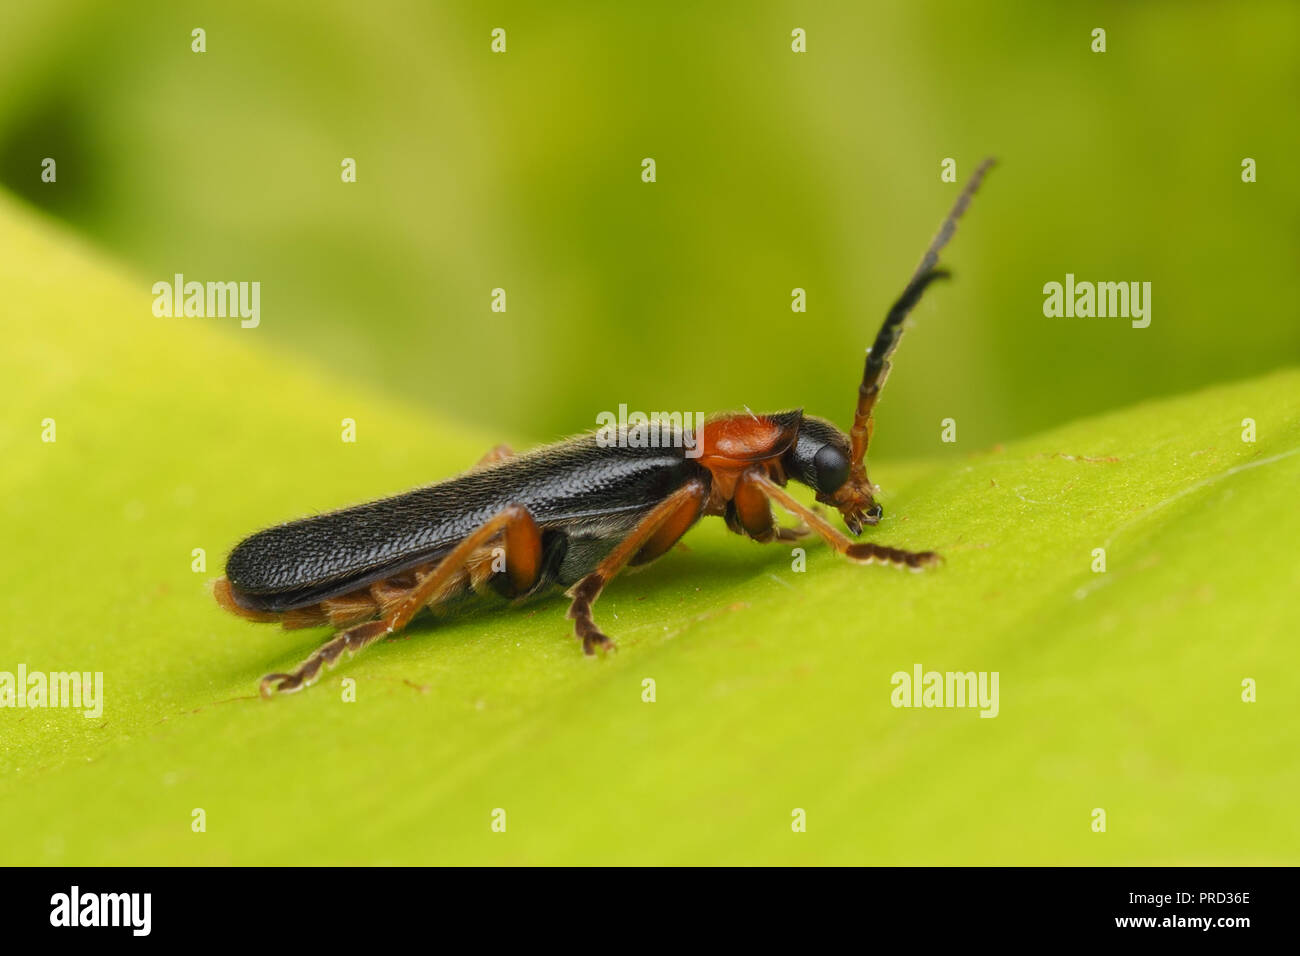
[216,159,995,696]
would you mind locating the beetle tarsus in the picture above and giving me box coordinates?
[475,443,515,467]
[561,482,707,658]
[843,542,941,570]
[566,574,617,655]
[584,631,617,656]
[259,617,392,697]
[750,472,943,572]
[259,673,294,697]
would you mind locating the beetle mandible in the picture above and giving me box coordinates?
[216,159,996,696]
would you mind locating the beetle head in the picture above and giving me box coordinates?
[782,415,882,534]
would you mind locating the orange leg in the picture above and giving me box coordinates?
[475,444,514,467]
[749,472,939,570]
[566,480,706,655]
[729,472,810,543]
[260,503,543,697]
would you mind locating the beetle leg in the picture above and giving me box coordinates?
[475,444,514,467]
[259,504,544,696]
[729,471,811,543]
[258,619,390,697]
[566,480,706,656]
[749,472,940,570]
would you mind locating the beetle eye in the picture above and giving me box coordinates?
[812,445,849,492]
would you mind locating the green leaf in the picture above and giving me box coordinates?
[2,194,1297,864]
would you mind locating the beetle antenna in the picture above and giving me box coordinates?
[848,156,996,479]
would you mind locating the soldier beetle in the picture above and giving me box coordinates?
[216,159,996,695]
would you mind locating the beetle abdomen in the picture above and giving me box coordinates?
[217,546,499,629]
[225,434,703,611]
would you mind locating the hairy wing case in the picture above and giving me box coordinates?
[225,435,701,611]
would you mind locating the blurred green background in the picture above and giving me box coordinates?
[2,2,1298,867]
[1,0,1295,454]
